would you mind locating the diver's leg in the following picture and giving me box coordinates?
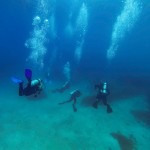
[102,97,108,106]
[93,93,102,109]
[106,104,113,113]
[93,98,100,109]
[19,82,24,96]
[72,99,77,112]
[102,97,113,113]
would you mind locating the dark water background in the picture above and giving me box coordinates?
[0,0,150,81]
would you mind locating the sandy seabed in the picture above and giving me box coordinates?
[0,79,150,150]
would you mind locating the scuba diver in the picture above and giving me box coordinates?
[58,89,81,112]
[12,69,43,97]
[52,81,70,93]
[93,81,113,113]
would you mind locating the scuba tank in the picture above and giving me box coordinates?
[70,89,81,97]
[101,82,107,94]
[31,79,41,87]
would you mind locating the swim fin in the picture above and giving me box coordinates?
[107,105,113,113]
[11,77,23,84]
[25,69,32,80]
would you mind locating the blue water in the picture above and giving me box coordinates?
[1,0,149,78]
[0,0,150,149]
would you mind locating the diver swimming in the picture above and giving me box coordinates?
[58,89,81,112]
[12,69,44,97]
[93,81,113,113]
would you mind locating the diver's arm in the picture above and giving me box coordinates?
[73,97,77,105]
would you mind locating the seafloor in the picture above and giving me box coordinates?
[0,76,150,150]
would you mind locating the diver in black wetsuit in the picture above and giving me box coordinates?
[58,89,81,112]
[93,82,113,113]
[18,69,43,97]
